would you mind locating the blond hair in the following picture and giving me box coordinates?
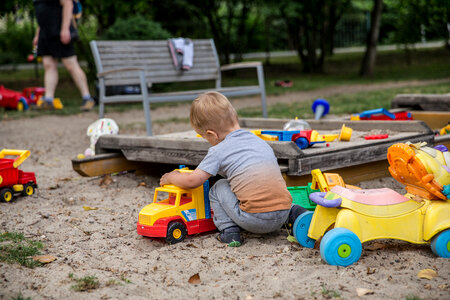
[190,91,239,133]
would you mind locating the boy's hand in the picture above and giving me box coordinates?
[160,171,176,186]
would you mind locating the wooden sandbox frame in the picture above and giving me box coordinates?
[73,119,438,186]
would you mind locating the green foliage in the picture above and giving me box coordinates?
[102,15,170,40]
[0,14,35,64]
[9,293,32,300]
[238,81,450,119]
[383,0,450,45]
[68,273,100,292]
[0,232,44,268]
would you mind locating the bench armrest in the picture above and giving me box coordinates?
[97,67,144,78]
[220,61,262,72]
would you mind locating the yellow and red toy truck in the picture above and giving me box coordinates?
[0,149,37,202]
[137,167,216,244]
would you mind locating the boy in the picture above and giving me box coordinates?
[160,92,306,246]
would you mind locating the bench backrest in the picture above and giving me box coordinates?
[90,39,221,87]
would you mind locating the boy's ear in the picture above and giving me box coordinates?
[205,129,219,139]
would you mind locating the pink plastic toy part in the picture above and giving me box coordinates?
[364,134,389,140]
[330,185,410,206]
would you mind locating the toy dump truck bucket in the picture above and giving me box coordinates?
[0,149,30,168]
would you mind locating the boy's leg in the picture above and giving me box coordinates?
[209,179,240,231]
[210,179,290,234]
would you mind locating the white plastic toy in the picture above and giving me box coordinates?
[85,118,119,156]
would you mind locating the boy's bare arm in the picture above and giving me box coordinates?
[160,168,211,189]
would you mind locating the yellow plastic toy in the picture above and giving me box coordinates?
[338,124,352,141]
[293,142,450,266]
[36,97,64,109]
[137,166,216,244]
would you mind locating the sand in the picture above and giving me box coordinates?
[1,83,449,299]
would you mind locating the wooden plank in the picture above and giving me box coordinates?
[72,153,145,177]
[411,111,450,129]
[392,94,450,111]
[434,134,450,149]
[239,118,433,133]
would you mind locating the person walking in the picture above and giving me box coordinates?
[33,0,95,111]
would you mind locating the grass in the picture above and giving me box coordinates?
[238,81,450,119]
[68,273,100,292]
[0,47,449,120]
[9,293,32,300]
[0,232,44,268]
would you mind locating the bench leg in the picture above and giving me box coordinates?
[140,71,153,136]
[99,79,105,118]
[257,65,267,118]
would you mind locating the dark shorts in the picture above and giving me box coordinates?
[37,37,75,59]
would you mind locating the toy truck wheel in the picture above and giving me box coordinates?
[22,183,35,196]
[294,137,309,149]
[320,228,362,267]
[165,222,187,244]
[430,229,450,258]
[0,188,14,202]
[293,211,315,248]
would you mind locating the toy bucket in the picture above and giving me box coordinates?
[338,124,352,141]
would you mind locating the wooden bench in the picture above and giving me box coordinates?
[89,39,267,135]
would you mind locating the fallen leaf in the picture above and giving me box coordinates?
[356,288,374,297]
[185,243,198,248]
[365,242,387,251]
[32,255,57,264]
[366,267,376,275]
[83,206,98,211]
[417,269,438,280]
[188,273,201,284]
[438,284,448,290]
[424,284,432,290]
[286,235,297,243]
[99,174,113,187]
[137,182,147,187]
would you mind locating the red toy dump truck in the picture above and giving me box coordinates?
[0,149,37,202]
[0,85,45,111]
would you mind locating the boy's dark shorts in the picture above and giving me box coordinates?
[37,37,75,59]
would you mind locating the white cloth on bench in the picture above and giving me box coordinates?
[168,38,194,71]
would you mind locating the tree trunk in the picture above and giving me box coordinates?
[359,0,383,77]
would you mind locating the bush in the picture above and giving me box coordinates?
[0,15,35,64]
[102,15,171,40]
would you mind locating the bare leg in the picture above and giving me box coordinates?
[42,56,59,99]
[62,55,90,97]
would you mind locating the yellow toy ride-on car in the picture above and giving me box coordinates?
[293,142,450,266]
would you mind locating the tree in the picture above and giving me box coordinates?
[277,0,350,73]
[359,0,383,77]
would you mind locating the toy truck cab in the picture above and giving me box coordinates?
[137,168,216,244]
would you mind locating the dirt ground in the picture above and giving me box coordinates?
[1,81,449,300]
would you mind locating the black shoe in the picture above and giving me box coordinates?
[217,226,242,247]
[286,205,307,230]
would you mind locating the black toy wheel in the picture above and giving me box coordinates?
[165,222,187,244]
[22,183,35,196]
[0,188,14,202]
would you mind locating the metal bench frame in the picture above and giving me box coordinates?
[90,39,267,135]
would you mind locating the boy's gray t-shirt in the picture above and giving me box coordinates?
[197,129,292,213]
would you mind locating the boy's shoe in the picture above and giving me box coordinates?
[80,99,95,111]
[286,204,307,232]
[217,226,242,247]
